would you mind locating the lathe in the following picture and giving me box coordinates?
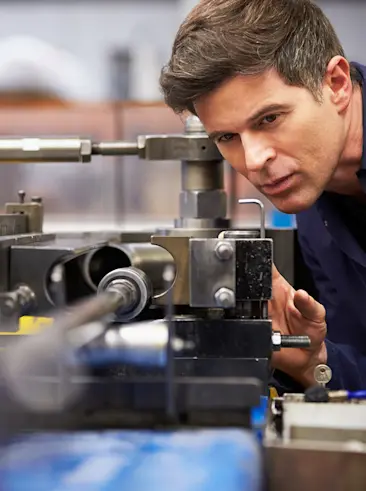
[0,116,364,491]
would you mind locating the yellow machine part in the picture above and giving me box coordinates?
[0,316,54,336]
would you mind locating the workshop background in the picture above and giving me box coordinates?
[0,0,362,232]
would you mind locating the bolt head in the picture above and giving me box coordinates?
[271,331,282,351]
[214,287,235,308]
[214,241,233,261]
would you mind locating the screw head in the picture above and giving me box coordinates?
[214,287,235,308]
[214,241,233,261]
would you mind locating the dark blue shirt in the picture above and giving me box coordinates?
[296,62,366,390]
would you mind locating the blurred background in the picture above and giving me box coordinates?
[0,0,363,232]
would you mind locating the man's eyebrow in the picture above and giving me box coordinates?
[247,103,290,124]
[208,103,290,140]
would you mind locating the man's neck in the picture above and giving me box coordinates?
[326,83,364,197]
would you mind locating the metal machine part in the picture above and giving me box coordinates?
[82,242,173,295]
[265,439,366,491]
[189,237,272,308]
[3,190,44,234]
[0,233,55,295]
[0,117,228,239]
[0,284,36,321]
[174,116,228,231]
[8,237,109,313]
[97,267,152,322]
[0,213,27,236]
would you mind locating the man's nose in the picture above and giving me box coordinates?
[241,135,276,173]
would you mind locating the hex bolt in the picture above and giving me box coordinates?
[214,287,235,308]
[271,331,282,352]
[214,241,233,261]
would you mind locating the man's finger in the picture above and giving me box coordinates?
[293,289,326,323]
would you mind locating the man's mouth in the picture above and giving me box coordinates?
[261,174,295,196]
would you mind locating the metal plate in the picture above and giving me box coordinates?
[189,238,235,308]
[0,215,27,236]
[265,440,366,491]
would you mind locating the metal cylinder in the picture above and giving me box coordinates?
[181,160,224,191]
[97,266,152,322]
[92,141,139,156]
[82,243,173,294]
[219,230,260,239]
[173,115,228,232]
[280,335,311,348]
[0,138,92,163]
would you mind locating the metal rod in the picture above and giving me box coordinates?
[92,141,139,156]
[163,265,176,420]
[281,335,311,348]
[238,198,265,238]
[52,290,128,332]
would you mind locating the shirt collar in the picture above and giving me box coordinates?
[351,62,366,183]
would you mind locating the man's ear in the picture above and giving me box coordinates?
[324,56,353,112]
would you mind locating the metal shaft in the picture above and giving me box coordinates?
[0,138,93,163]
[181,160,224,191]
[92,141,139,156]
[0,138,139,163]
[53,289,130,332]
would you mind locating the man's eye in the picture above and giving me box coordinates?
[217,133,235,143]
[260,114,279,125]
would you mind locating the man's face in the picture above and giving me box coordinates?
[194,69,346,213]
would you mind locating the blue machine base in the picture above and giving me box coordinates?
[0,429,262,491]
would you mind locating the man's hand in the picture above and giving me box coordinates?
[270,264,327,388]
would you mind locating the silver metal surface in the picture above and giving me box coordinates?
[214,287,235,308]
[0,214,27,236]
[92,141,138,156]
[281,400,366,444]
[82,242,173,295]
[184,115,206,134]
[5,191,44,233]
[189,238,236,308]
[271,332,282,351]
[214,241,234,261]
[97,266,152,321]
[181,160,224,190]
[179,189,227,219]
[265,440,366,491]
[219,229,260,239]
[314,364,332,387]
[173,218,230,230]
[0,138,92,163]
[137,134,222,161]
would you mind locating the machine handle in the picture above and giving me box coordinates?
[237,198,265,238]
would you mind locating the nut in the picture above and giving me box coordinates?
[214,287,235,309]
[214,241,233,261]
[180,190,227,219]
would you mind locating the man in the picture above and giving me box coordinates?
[160,0,366,391]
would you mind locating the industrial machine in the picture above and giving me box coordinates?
[0,116,362,490]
